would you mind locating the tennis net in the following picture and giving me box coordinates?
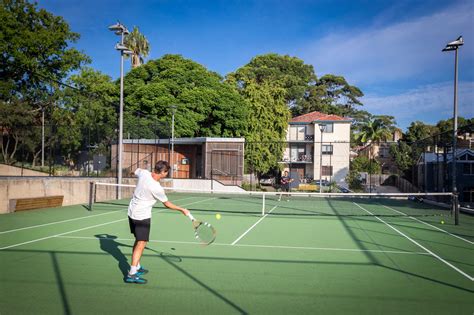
[89,182,454,218]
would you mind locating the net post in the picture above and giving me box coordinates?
[88,181,95,211]
[453,192,459,225]
[262,193,265,216]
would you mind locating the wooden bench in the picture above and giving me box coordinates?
[10,196,64,212]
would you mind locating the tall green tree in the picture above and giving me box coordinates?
[0,0,89,164]
[123,54,249,138]
[317,74,364,116]
[124,26,150,68]
[226,55,297,176]
[227,54,317,110]
[58,68,118,163]
[0,0,89,97]
[236,79,290,176]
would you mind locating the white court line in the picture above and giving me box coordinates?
[55,235,428,255]
[0,197,216,250]
[0,196,195,235]
[0,218,127,250]
[0,210,124,235]
[353,202,474,281]
[231,205,278,245]
[381,204,474,245]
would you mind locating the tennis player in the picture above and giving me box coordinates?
[126,160,195,284]
[279,170,294,201]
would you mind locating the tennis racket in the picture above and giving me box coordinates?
[192,220,216,245]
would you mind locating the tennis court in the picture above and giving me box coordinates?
[1,187,473,314]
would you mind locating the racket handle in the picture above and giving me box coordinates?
[186,212,196,221]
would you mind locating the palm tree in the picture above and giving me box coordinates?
[355,117,393,161]
[124,26,150,68]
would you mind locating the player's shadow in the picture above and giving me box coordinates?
[95,234,131,277]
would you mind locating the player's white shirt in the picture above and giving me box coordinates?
[128,168,168,220]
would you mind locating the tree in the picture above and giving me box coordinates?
[124,26,150,68]
[355,118,393,146]
[354,117,393,174]
[236,79,290,176]
[405,121,437,143]
[59,68,118,164]
[0,0,89,97]
[0,0,89,164]
[123,54,249,138]
[226,55,296,176]
[317,74,364,117]
[227,54,317,110]
[351,155,381,174]
[389,141,413,176]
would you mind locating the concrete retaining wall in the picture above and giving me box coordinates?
[0,177,137,214]
[0,177,244,214]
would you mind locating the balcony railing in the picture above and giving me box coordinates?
[288,135,314,142]
[282,155,313,163]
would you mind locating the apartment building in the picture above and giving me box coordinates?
[281,111,351,185]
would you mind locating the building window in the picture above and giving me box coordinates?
[290,126,306,141]
[323,123,334,133]
[290,144,306,162]
[463,163,474,175]
[322,166,333,176]
[322,144,333,155]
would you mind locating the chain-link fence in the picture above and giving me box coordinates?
[2,118,472,206]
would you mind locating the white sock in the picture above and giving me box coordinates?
[137,263,141,270]
[129,265,138,275]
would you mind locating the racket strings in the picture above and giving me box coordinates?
[195,222,216,244]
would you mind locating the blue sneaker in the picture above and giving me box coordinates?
[125,273,147,284]
[136,266,149,276]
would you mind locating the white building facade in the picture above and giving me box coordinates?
[282,111,351,186]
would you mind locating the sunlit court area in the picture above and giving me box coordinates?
[1,185,474,313]
[1,0,473,314]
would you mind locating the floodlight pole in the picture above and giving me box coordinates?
[452,45,459,225]
[109,22,131,199]
[118,32,125,198]
[319,124,326,194]
[442,36,463,225]
[170,105,177,178]
[41,107,45,167]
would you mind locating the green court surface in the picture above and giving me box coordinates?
[1,194,473,314]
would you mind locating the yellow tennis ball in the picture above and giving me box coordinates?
[216,213,221,220]
[440,220,445,224]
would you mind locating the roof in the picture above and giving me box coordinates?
[417,148,474,164]
[290,111,352,124]
[123,137,245,145]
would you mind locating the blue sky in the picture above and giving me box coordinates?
[39,0,473,130]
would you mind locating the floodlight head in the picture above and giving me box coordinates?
[108,22,125,32]
[447,36,464,47]
[319,124,326,132]
[108,22,129,35]
[443,36,464,52]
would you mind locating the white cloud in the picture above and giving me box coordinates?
[362,81,474,129]
[300,2,474,84]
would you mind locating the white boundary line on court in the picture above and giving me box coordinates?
[0,197,216,250]
[231,204,278,245]
[353,202,473,281]
[0,196,197,235]
[0,218,128,250]
[53,235,429,256]
[381,204,474,245]
[0,210,124,235]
